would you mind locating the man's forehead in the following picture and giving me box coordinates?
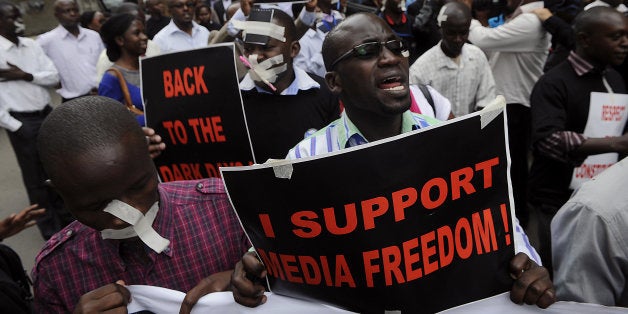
[336,18,394,46]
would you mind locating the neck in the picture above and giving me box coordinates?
[174,20,193,34]
[0,33,18,45]
[574,48,608,69]
[116,53,140,71]
[345,107,404,142]
[63,24,80,36]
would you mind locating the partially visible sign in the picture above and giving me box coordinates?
[141,44,255,182]
[222,110,515,313]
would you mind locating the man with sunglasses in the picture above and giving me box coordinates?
[231,13,555,310]
[153,0,210,53]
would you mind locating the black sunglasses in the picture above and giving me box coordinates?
[170,1,195,8]
[330,39,408,69]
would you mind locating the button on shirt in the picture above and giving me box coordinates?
[153,20,209,54]
[0,36,59,131]
[409,43,496,117]
[37,25,104,99]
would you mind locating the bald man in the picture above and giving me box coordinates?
[410,2,495,117]
[37,0,104,102]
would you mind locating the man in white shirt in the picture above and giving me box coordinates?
[467,0,550,228]
[37,0,105,102]
[410,2,495,117]
[0,1,72,239]
[153,0,210,53]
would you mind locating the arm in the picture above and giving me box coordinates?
[468,14,544,51]
[552,201,628,305]
[473,51,497,110]
[533,9,575,50]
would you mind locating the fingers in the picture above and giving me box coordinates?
[231,252,267,307]
[509,254,556,309]
[180,271,232,314]
[74,282,131,314]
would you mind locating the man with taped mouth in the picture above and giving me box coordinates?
[231,13,556,310]
[31,96,250,313]
[234,8,340,162]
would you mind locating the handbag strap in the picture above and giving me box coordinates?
[106,67,144,115]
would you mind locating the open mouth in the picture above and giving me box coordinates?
[378,76,405,91]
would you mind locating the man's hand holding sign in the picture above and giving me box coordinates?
[225,13,554,313]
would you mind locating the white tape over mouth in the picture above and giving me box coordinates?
[231,20,286,42]
[101,200,170,253]
[248,54,287,84]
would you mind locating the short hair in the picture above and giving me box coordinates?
[100,13,137,62]
[53,0,76,11]
[114,2,139,15]
[0,1,15,17]
[80,10,97,28]
[38,96,145,181]
[573,6,620,36]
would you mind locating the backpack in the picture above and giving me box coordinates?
[0,244,33,313]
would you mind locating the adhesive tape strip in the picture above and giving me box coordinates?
[232,20,286,42]
[104,199,143,225]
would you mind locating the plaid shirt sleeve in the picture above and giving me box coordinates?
[536,131,588,166]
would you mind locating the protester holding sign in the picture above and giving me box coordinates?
[232,12,554,310]
[235,8,340,161]
[528,7,628,274]
[32,96,250,313]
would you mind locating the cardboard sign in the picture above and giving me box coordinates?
[221,109,515,313]
[141,44,255,182]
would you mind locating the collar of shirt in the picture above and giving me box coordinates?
[239,65,320,95]
[55,24,87,41]
[165,20,203,36]
[383,12,407,26]
[568,50,598,76]
[340,110,428,148]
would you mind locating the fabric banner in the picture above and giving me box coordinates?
[125,286,628,314]
[221,109,516,313]
[141,43,255,182]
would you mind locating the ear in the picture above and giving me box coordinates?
[290,40,300,59]
[115,35,124,47]
[325,71,342,95]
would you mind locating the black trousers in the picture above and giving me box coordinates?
[7,106,73,239]
[506,103,531,228]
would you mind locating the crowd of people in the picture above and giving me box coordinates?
[0,0,627,311]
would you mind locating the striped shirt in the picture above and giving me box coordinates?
[32,178,250,313]
[287,110,437,159]
[286,109,542,264]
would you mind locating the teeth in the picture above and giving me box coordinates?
[384,86,405,91]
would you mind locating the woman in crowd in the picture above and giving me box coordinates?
[195,3,221,31]
[98,13,148,126]
[80,10,106,33]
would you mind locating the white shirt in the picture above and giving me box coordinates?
[294,10,344,78]
[468,2,550,107]
[153,20,209,54]
[239,65,319,95]
[584,0,628,12]
[410,43,496,117]
[96,39,161,83]
[36,25,105,99]
[0,36,59,131]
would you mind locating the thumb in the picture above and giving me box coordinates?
[116,280,126,286]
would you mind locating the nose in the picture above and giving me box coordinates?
[378,45,402,67]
